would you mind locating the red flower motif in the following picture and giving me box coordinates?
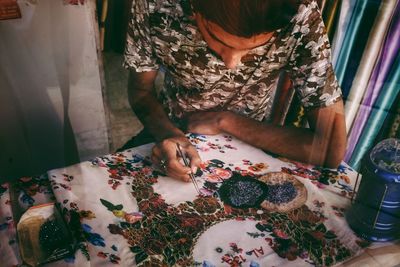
[124,212,143,224]
[97,252,107,259]
[223,203,233,214]
[177,213,204,230]
[273,229,289,239]
[310,231,325,240]
[213,168,232,179]
[142,238,165,255]
[193,197,220,214]
[139,196,166,213]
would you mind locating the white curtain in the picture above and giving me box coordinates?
[0,0,109,180]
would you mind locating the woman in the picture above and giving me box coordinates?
[123,0,346,181]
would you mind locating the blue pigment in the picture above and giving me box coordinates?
[229,180,264,206]
[219,174,268,208]
[265,182,297,204]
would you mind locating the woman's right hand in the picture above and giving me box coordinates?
[151,136,202,182]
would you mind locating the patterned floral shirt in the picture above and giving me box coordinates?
[124,0,342,123]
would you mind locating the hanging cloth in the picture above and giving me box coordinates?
[331,0,358,67]
[322,0,341,41]
[339,0,382,97]
[375,91,400,141]
[345,0,400,161]
[348,52,400,170]
[344,0,398,134]
[334,0,381,91]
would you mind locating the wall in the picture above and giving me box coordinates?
[0,0,109,180]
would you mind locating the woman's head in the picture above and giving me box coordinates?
[191,0,300,38]
[192,0,300,69]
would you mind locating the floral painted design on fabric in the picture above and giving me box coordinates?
[248,163,269,173]
[281,162,354,197]
[200,141,238,154]
[97,251,121,264]
[218,241,284,266]
[91,153,154,190]
[100,198,143,224]
[50,174,74,191]
[15,175,55,206]
[95,156,354,266]
[188,134,238,153]
[220,242,249,265]
[82,224,106,247]
[56,200,99,262]
[199,158,272,198]
[255,206,350,266]
[331,205,346,218]
[310,200,328,222]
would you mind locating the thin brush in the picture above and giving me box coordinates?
[176,143,201,195]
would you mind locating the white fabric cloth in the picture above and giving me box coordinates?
[0,134,370,266]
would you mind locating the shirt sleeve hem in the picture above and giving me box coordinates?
[123,61,160,72]
[303,94,343,111]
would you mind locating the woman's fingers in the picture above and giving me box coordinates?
[184,143,202,174]
[151,138,194,182]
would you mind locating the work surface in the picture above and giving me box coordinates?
[1,134,399,266]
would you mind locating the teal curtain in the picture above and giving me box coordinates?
[333,0,368,85]
[348,52,400,170]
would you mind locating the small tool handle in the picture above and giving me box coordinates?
[176,143,201,194]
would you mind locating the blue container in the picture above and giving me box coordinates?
[346,138,400,242]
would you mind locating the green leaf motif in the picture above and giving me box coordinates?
[315,223,327,233]
[325,256,334,266]
[100,198,123,211]
[324,230,337,239]
[130,246,143,253]
[164,247,172,258]
[114,204,123,210]
[135,251,148,265]
[78,243,90,261]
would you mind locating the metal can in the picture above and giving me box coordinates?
[346,138,400,242]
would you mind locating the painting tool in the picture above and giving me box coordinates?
[176,143,201,195]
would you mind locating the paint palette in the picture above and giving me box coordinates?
[17,203,76,266]
[218,174,269,208]
[259,172,307,212]
[218,172,307,212]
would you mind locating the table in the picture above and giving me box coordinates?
[1,134,399,266]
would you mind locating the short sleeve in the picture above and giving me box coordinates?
[123,0,160,72]
[289,1,342,109]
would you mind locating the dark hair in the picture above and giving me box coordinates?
[191,0,301,38]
